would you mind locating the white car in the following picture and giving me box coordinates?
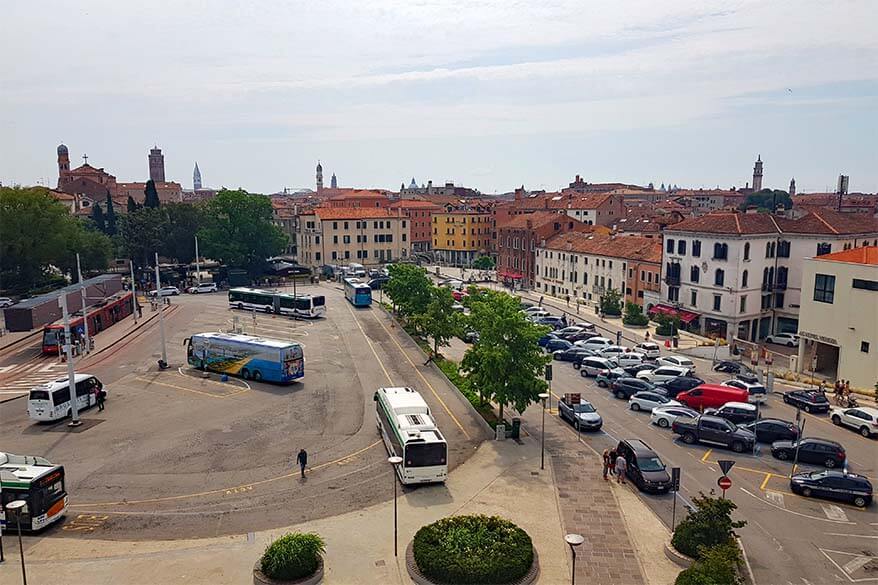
[526,309,551,320]
[830,407,878,438]
[0,297,15,308]
[629,391,681,412]
[650,405,700,428]
[614,352,646,367]
[598,345,628,359]
[765,332,800,347]
[148,286,180,297]
[522,306,547,314]
[637,365,691,384]
[187,282,218,294]
[633,342,661,359]
[578,356,617,377]
[722,379,767,404]
[656,355,696,371]
[575,337,613,351]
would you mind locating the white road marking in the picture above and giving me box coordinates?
[826,533,878,539]
[823,504,850,522]
[0,365,17,373]
[741,488,855,524]
[766,491,785,507]
[842,555,874,574]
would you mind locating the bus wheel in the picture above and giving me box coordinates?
[237,303,244,310]
[241,369,251,380]
[252,370,262,381]
[264,306,272,314]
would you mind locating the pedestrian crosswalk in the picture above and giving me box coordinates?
[0,360,70,400]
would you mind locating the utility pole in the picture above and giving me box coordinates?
[194,236,201,285]
[59,294,81,427]
[154,253,168,368]
[76,253,90,354]
[129,259,138,323]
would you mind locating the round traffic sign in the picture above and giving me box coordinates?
[717,476,732,490]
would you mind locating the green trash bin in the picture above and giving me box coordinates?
[510,417,521,440]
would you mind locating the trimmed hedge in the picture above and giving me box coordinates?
[672,494,745,559]
[675,542,742,585]
[260,532,325,581]
[413,515,534,584]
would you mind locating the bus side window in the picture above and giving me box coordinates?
[373,392,379,402]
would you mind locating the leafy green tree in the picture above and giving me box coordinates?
[118,207,168,268]
[600,288,623,316]
[672,493,746,559]
[162,203,205,264]
[622,302,649,326]
[412,287,462,355]
[143,179,161,208]
[90,202,106,233]
[197,189,286,277]
[127,195,140,214]
[104,194,117,236]
[675,542,741,585]
[739,189,791,212]
[384,264,432,317]
[472,256,495,270]
[57,221,113,280]
[461,289,551,421]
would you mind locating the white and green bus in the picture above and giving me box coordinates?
[228,287,326,318]
[374,387,448,484]
[1,452,68,532]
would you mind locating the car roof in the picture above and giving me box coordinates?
[844,406,878,416]
[800,437,842,447]
[722,401,756,409]
[620,439,658,456]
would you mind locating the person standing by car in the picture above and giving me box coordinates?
[607,447,617,477]
[602,449,612,481]
[614,453,627,484]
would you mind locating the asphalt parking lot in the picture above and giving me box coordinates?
[0,284,488,540]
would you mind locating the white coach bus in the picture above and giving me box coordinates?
[373,387,448,484]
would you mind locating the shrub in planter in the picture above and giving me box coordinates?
[675,542,742,585]
[600,289,623,316]
[260,532,325,581]
[622,302,649,326]
[413,514,533,584]
[654,314,681,337]
[671,494,745,559]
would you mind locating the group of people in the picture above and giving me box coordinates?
[602,448,627,484]
[832,379,855,405]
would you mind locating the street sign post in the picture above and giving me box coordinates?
[717,475,732,498]
[671,467,682,530]
[717,460,736,476]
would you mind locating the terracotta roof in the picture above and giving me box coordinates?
[813,246,878,265]
[544,193,615,210]
[666,209,878,236]
[314,208,401,220]
[499,211,568,230]
[326,189,390,201]
[388,200,442,210]
[779,208,878,235]
[543,232,662,263]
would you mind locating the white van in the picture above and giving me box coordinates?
[27,374,105,422]
[575,337,612,351]
[579,356,617,377]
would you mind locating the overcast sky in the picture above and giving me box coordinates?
[2,1,876,194]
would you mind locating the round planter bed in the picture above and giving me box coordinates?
[254,556,323,585]
[663,542,694,568]
[406,541,539,585]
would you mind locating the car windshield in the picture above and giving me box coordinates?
[574,403,595,413]
[637,457,665,472]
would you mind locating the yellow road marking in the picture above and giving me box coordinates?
[345,304,393,385]
[70,440,382,509]
[760,473,772,490]
[135,376,249,399]
[701,448,713,462]
[368,310,471,440]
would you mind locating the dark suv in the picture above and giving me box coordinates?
[615,439,672,493]
[609,377,657,400]
[771,438,846,468]
[655,375,704,398]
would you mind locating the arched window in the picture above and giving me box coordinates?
[743,242,750,261]
[768,267,774,286]
[690,266,700,283]
[742,270,749,288]
[715,269,725,286]
[770,242,776,257]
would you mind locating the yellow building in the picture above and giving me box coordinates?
[432,204,493,266]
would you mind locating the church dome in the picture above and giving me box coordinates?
[57,144,68,155]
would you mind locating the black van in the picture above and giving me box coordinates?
[615,439,672,493]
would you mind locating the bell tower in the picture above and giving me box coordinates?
[752,155,763,192]
[316,161,323,192]
[57,143,70,188]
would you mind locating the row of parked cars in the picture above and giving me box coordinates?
[543,315,874,507]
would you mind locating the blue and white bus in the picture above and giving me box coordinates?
[228,288,326,318]
[185,332,304,383]
[344,278,372,307]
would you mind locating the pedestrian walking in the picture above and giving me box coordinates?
[601,449,611,481]
[607,447,617,476]
[96,387,106,411]
[539,295,544,307]
[423,349,434,366]
[844,380,851,397]
[615,454,627,484]
[566,294,570,307]
[296,448,308,479]
[645,331,650,342]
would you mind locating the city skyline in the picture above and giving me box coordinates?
[2,1,876,193]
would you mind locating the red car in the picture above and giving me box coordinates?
[451,290,469,301]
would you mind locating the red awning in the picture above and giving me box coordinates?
[498,269,524,279]
[648,303,699,324]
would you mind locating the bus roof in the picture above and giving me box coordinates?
[192,331,301,350]
[377,387,445,444]
[379,387,430,416]
[229,287,320,300]
[31,373,95,392]
[0,452,59,487]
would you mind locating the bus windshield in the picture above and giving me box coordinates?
[43,329,61,345]
[29,390,50,401]
[405,443,447,468]
[312,296,325,306]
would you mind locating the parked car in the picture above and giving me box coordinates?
[451,302,466,312]
[572,322,597,332]
[721,379,767,404]
[598,345,628,360]
[558,397,603,431]
[571,351,599,368]
[534,316,566,330]
[451,289,469,301]
[566,330,600,343]
[654,375,704,398]
[765,332,800,347]
[650,406,700,428]
[790,470,872,508]
[672,415,756,453]
[783,390,831,414]
[656,355,696,371]
[704,401,759,425]
[633,342,661,359]
[636,365,691,384]
[830,407,878,438]
[0,297,16,308]
[675,384,749,411]
[186,282,218,294]
[629,391,681,412]
[555,326,588,340]
[740,418,800,443]
[575,337,613,351]
[713,360,744,374]
[615,439,672,493]
[579,356,618,377]
[148,286,180,297]
[553,347,593,363]
[527,310,552,320]
[595,367,627,388]
[614,352,646,368]
[609,377,656,400]
[771,438,846,468]
[368,276,391,289]
[623,363,657,377]
[545,338,573,353]
[538,333,559,347]
[463,331,480,344]
[522,305,546,314]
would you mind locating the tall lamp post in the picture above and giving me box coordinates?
[154,252,168,369]
[6,500,27,585]
[538,392,550,470]
[565,533,584,585]
[388,456,403,557]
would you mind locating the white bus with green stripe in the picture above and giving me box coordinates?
[374,387,448,484]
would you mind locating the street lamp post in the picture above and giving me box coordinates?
[154,252,168,368]
[76,253,90,354]
[565,533,584,585]
[6,500,27,585]
[538,392,550,470]
[388,456,403,557]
